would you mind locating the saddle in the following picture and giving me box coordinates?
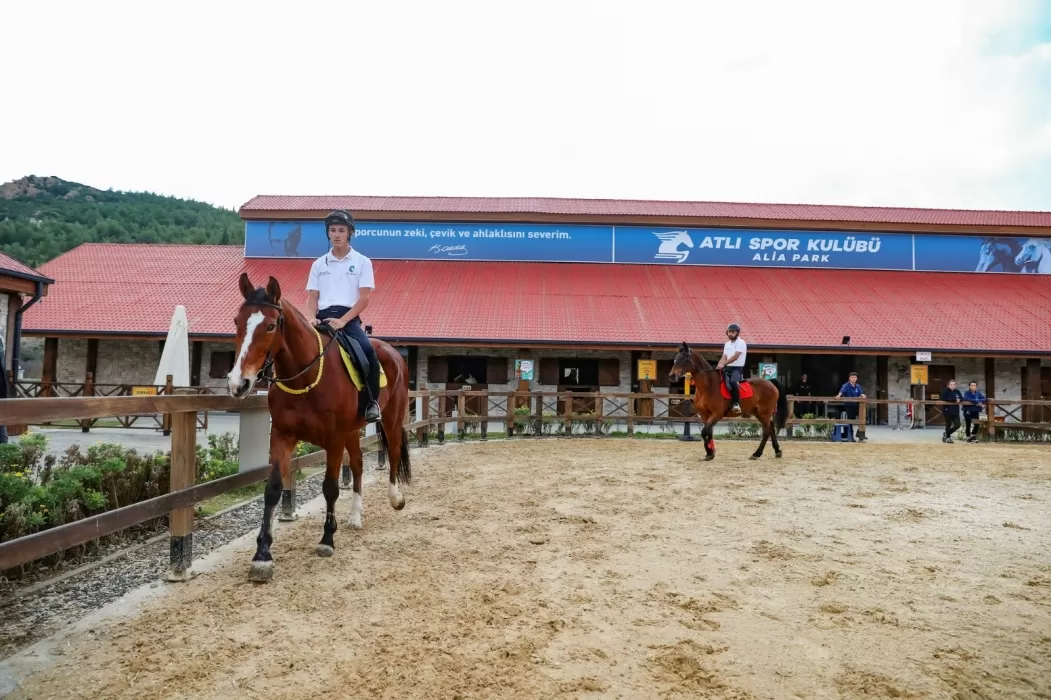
[317,324,388,392]
[718,379,753,400]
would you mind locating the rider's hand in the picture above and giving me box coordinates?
[328,317,346,330]
[310,318,321,326]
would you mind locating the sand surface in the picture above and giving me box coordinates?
[7,438,1051,699]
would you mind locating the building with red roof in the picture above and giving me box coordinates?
[18,194,1051,427]
[0,252,52,389]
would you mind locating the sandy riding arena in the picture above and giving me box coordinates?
[6,438,1051,699]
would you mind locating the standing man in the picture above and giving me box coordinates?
[835,371,867,442]
[716,322,747,415]
[962,380,987,443]
[305,209,381,423]
[794,372,813,418]
[940,379,964,443]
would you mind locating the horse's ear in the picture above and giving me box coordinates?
[265,276,282,303]
[239,272,253,299]
[680,341,689,352]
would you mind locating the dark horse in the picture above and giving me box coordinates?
[975,237,1022,273]
[669,342,788,461]
[227,273,412,582]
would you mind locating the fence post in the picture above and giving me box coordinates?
[786,397,795,438]
[162,374,174,436]
[237,405,271,473]
[81,372,94,432]
[417,394,430,447]
[858,398,867,440]
[457,393,466,441]
[437,394,446,445]
[167,390,197,582]
[987,399,997,441]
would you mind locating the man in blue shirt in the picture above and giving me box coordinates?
[835,371,867,442]
[962,380,986,443]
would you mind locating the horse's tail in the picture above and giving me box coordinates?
[375,419,412,486]
[771,379,788,434]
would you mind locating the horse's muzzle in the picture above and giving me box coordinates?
[229,376,254,398]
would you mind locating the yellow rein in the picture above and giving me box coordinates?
[274,326,325,395]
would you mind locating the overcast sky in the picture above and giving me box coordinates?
[2,0,1049,213]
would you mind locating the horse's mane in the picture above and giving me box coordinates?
[692,349,714,371]
[243,287,310,328]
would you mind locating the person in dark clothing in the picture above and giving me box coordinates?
[962,381,986,443]
[940,379,964,443]
[835,371,867,442]
[794,373,813,417]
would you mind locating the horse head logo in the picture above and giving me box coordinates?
[653,230,694,263]
[1015,238,1051,274]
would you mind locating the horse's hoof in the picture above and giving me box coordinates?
[348,515,363,530]
[749,454,760,461]
[391,498,406,511]
[316,544,334,558]
[775,451,783,459]
[248,560,274,583]
[704,454,715,462]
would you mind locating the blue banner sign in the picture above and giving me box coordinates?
[613,227,913,270]
[244,219,1051,274]
[244,220,613,263]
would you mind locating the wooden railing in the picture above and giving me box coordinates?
[1,388,1048,581]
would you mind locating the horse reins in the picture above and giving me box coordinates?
[249,300,337,395]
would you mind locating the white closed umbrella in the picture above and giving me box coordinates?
[154,305,191,387]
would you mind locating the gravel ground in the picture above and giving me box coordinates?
[0,459,381,661]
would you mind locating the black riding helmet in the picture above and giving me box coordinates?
[324,209,356,233]
[727,323,741,333]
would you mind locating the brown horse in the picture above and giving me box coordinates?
[669,342,787,461]
[227,273,412,582]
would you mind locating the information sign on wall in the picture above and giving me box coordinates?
[758,362,779,380]
[514,359,535,381]
[637,359,657,380]
[910,365,929,385]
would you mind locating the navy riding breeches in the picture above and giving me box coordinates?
[315,307,380,403]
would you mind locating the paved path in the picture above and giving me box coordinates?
[17,411,244,456]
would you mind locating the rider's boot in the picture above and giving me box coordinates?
[364,360,382,423]
[730,383,742,415]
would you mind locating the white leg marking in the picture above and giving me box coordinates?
[349,492,364,529]
[388,481,404,508]
[227,311,264,392]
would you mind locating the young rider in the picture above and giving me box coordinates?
[305,209,381,422]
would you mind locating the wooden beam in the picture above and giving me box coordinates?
[190,341,203,386]
[1025,359,1041,423]
[0,393,267,424]
[41,337,58,397]
[0,275,43,296]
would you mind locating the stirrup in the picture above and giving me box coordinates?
[365,402,381,422]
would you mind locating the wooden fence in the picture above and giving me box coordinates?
[0,388,1048,581]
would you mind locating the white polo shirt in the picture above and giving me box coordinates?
[306,247,375,310]
[723,337,747,367]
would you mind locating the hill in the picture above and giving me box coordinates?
[0,175,244,267]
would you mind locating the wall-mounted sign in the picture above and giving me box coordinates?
[244,219,1051,275]
[910,364,929,385]
[637,359,657,380]
[131,386,158,396]
[514,359,534,381]
[758,362,779,380]
[915,351,932,362]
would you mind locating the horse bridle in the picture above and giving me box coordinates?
[246,300,337,385]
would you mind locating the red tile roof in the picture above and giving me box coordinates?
[239,195,1051,228]
[23,243,1051,354]
[0,251,52,283]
